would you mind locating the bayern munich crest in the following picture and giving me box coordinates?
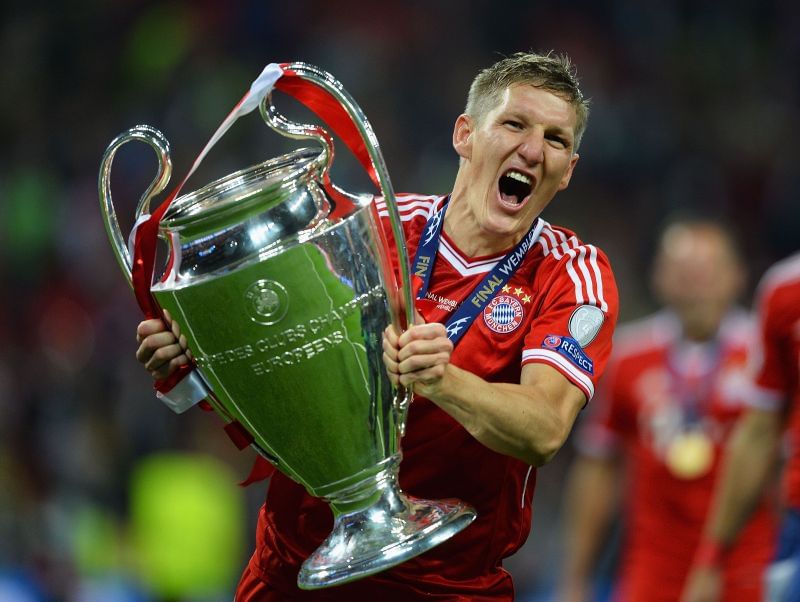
[483,295,524,334]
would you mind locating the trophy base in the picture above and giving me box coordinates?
[297,482,476,590]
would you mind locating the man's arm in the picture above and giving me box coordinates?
[382,322,585,466]
[681,408,782,602]
[559,454,621,602]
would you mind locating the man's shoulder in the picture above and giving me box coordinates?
[374,193,446,223]
[612,311,676,361]
[758,252,800,302]
[611,309,754,361]
[754,253,800,330]
[719,307,758,347]
[533,220,617,308]
[536,220,613,266]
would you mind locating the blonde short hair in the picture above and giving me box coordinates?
[465,51,590,150]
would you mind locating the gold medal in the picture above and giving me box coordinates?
[665,430,714,479]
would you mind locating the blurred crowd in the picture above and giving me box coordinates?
[0,1,797,600]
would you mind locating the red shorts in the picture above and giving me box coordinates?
[236,565,286,602]
[235,563,507,601]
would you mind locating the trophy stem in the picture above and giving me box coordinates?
[297,464,476,590]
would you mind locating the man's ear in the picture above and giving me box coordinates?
[557,153,580,191]
[452,114,473,160]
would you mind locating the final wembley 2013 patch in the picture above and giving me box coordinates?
[483,295,524,333]
[542,334,594,374]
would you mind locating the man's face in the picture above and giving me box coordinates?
[654,225,745,338]
[452,84,580,241]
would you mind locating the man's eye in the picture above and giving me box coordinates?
[504,120,523,130]
[547,135,567,148]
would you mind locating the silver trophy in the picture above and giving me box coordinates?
[98,63,475,589]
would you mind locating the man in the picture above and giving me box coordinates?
[136,52,619,600]
[682,251,800,602]
[559,220,777,602]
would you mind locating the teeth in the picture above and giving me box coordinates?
[507,171,532,185]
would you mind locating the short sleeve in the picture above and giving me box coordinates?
[521,244,619,401]
[748,280,791,410]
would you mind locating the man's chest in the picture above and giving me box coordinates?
[415,261,539,377]
[621,348,750,451]
[791,316,800,396]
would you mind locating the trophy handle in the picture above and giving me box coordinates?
[98,125,173,286]
[261,63,416,429]
[259,91,333,220]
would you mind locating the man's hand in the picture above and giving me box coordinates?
[382,320,453,398]
[135,310,192,380]
[681,565,722,602]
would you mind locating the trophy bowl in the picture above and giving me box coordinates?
[99,63,475,589]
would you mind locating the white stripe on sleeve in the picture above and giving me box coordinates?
[522,348,595,399]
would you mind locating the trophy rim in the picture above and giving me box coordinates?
[151,195,374,292]
[161,147,324,230]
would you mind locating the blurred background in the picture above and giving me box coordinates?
[0,0,798,600]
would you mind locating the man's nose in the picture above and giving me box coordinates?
[518,128,545,165]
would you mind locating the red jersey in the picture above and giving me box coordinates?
[747,253,800,509]
[578,310,777,602]
[242,193,619,600]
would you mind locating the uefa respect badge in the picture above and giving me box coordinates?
[541,334,594,374]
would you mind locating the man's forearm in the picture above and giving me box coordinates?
[560,455,620,601]
[705,409,781,545]
[420,363,584,466]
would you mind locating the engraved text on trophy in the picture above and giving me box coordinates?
[195,286,384,375]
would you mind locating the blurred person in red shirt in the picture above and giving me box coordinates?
[134,52,620,600]
[683,251,800,602]
[559,219,778,602]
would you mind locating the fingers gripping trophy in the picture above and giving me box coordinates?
[98,63,476,589]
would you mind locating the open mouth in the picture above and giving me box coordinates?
[498,170,533,207]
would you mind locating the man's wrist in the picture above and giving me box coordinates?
[693,538,730,568]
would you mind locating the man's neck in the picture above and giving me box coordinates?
[679,314,724,343]
[443,195,524,258]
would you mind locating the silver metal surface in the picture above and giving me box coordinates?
[98,63,476,589]
[300,458,476,588]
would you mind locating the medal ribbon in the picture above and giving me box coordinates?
[666,340,724,427]
[411,198,544,346]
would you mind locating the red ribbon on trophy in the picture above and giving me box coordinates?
[130,62,381,394]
